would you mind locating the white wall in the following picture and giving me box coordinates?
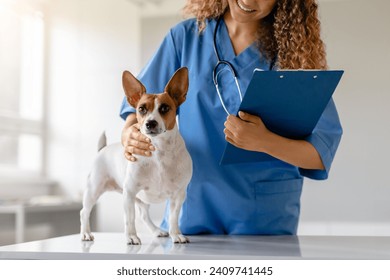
[299,0,390,235]
[42,0,390,236]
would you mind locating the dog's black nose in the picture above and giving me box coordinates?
[145,120,158,130]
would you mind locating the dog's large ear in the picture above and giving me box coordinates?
[122,70,146,108]
[164,67,189,107]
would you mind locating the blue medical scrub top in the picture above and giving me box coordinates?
[120,18,343,235]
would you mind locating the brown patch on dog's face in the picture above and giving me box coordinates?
[135,93,177,131]
[135,94,156,126]
[156,93,177,130]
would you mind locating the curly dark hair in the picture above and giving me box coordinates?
[183,0,327,69]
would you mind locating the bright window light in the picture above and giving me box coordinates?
[0,1,45,178]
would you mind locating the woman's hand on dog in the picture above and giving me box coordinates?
[122,114,155,162]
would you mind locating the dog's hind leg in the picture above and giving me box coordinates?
[136,198,169,238]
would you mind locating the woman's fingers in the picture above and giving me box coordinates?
[124,151,137,162]
[127,138,155,152]
[124,124,155,161]
[125,144,154,156]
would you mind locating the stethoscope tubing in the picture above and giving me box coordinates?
[213,17,243,116]
[212,16,275,116]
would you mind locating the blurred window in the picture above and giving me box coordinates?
[0,2,45,178]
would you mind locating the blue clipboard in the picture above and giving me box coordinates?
[220,69,344,165]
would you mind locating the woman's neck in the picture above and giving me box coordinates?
[223,11,258,55]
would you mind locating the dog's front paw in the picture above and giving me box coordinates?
[81,232,94,241]
[171,234,190,244]
[127,235,141,245]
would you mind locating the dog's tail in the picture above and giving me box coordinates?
[97,131,107,152]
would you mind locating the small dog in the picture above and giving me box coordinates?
[80,67,192,245]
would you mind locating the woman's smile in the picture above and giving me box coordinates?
[236,0,256,13]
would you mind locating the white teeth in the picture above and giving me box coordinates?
[236,0,255,13]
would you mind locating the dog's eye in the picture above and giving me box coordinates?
[159,104,170,115]
[138,106,147,115]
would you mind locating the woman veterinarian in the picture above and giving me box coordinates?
[120,0,342,235]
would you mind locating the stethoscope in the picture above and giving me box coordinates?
[212,16,275,116]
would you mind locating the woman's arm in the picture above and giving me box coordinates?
[224,111,325,170]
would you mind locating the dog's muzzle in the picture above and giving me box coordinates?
[144,120,160,136]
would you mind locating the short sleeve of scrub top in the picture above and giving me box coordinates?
[299,98,343,180]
